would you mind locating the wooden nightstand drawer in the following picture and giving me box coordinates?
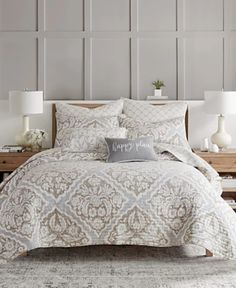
[195,150,236,173]
[0,150,48,183]
[0,156,27,171]
[204,156,236,173]
[0,152,36,172]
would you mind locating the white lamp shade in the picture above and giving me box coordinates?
[9,90,43,115]
[204,91,236,115]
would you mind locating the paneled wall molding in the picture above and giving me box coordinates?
[0,0,235,100]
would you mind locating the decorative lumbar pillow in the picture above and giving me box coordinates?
[119,115,190,150]
[55,100,123,147]
[61,127,127,154]
[105,136,157,163]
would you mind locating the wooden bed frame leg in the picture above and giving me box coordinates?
[206,249,213,257]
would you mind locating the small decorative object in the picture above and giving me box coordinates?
[24,129,48,152]
[146,95,168,100]
[152,80,165,97]
[204,90,236,150]
[1,145,26,153]
[200,138,209,152]
[211,144,219,153]
[9,90,43,146]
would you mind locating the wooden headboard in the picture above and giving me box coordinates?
[52,102,188,146]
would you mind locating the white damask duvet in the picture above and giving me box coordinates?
[1,145,236,263]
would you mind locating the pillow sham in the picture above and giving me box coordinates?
[61,127,127,154]
[56,114,120,131]
[56,115,119,147]
[119,115,190,150]
[56,100,123,118]
[123,99,187,123]
[55,100,123,147]
[121,99,189,149]
[105,136,157,163]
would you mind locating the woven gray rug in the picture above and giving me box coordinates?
[1,245,236,288]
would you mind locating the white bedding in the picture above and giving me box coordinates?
[0,145,236,263]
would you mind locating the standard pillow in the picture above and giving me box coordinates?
[119,115,190,150]
[123,99,187,123]
[105,136,157,163]
[56,115,119,147]
[61,127,127,154]
[55,100,123,147]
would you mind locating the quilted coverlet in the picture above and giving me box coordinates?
[1,146,236,263]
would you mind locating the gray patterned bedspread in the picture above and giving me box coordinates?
[1,146,236,263]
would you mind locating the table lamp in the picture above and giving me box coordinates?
[9,90,43,145]
[204,90,236,150]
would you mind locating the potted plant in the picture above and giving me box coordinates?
[152,80,165,97]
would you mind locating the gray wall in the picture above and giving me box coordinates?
[0,0,235,101]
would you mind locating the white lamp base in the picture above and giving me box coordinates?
[23,115,29,132]
[211,115,232,150]
[15,115,30,146]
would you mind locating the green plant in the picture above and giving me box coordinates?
[152,80,165,90]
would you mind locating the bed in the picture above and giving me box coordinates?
[0,99,236,263]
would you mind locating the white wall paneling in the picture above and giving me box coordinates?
[0,38,37,100]
[45,38,84,100]
[183,38,223,100]
[138,0,176,32]
[91,38,131,100]
[229,37,236,90]
[183,0,223,31]
[229,0,236,31]
[138,38,176,99]
[0,0,235,100]
[0,0,38,31]
[45,0,84,32]
[91,0,130,32]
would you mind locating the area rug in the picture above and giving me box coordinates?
[1,245,236,288]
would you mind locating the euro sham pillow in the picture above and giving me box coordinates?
[61,127,127,155]
[55,100,123,147]
[105,136,157,163]
[121,99,190,149]
[123,99,187,123]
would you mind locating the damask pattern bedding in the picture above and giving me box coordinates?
[0,145,236,263]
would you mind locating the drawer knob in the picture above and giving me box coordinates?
[208,161,212,164]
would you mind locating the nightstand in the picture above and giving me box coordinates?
[0,151,41,182]
[194,149,236,210]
